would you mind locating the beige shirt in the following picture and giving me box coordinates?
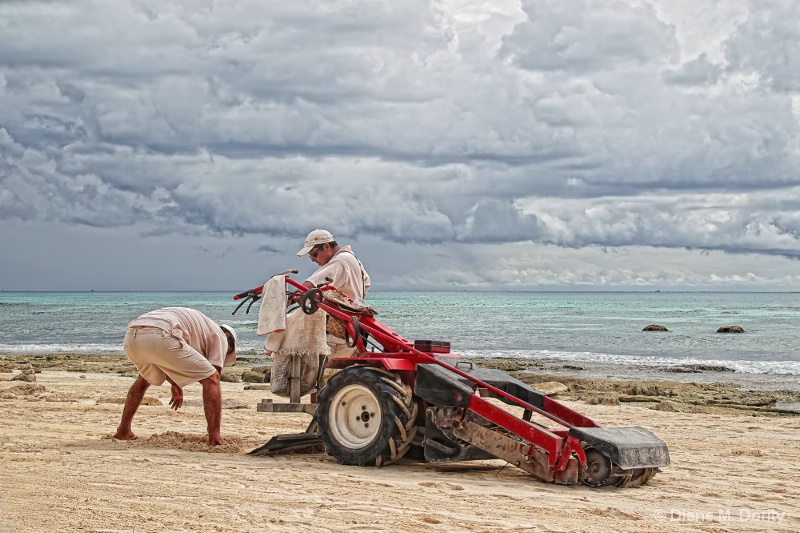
[128,307,233,367]
[306,245,370,300]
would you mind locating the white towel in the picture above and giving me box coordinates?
[257,275,286,336]
[268,309,330,397]
[264,308,330,357]
[263,330,285,355]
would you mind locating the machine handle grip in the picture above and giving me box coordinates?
[234,288,258,300]
[233,269,299,300]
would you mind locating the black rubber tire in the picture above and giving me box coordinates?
[315,366,418,467]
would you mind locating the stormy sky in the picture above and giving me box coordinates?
[2,0,800,291]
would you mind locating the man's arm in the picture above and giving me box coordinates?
[165,375,183,410]
[201,366,225,446]
[306,261,342,290]
[285,281,315,304]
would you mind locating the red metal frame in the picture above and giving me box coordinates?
[248,276,603,474]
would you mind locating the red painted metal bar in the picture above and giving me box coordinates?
[562,436,587,467]
[306,291,601,430]
[468,394,563,466]
[238,277,601,432]
[542,397,599,428]
[351,315,591,429]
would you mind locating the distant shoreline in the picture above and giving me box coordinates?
[3,288,800,293]
[2,351,797,391]
[3,353,799,416]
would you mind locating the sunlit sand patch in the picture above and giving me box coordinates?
[726,449,765,457]
[96,396,161,405]
[139,431,244,453]
[180,398,249,409]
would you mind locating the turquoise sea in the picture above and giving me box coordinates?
[1,290,799,391]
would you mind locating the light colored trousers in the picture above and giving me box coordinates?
[124,327,215,388]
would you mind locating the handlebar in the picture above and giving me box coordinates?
[232,269,302,315]
[233,269,299,301]
[234,288,257,301]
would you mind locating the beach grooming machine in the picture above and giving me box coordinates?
[233,275,670,487]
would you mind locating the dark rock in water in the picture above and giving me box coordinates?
[716,325,744,333]
[691,364,734,372]
[470,358,538,372]
[642,324,669,332]
[662,366,699,373]
[663,364,734,373]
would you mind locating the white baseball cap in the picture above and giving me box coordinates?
[220,324,237,365]
[296,229,335,256]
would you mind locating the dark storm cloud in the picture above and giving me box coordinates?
[255,244,283,255]
[454,199,546,243]
[2,0,800,290]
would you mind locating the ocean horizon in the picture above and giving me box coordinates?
[2,289,799,391]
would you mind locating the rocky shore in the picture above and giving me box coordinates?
[3,353,799,417]
[474,356,800,416]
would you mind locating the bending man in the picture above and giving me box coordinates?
[113,307,237,446]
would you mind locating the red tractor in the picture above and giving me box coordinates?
[234,274,669,487]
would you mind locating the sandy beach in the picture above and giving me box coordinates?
[1,358,799,533]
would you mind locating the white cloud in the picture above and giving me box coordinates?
[1,0,800,290]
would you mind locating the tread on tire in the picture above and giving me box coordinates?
[315,366,418,466]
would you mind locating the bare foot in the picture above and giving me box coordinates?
[112,430,138,441]
[208,436,227,447]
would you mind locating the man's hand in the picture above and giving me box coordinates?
[169,383,184,410]
[286,290,302,305]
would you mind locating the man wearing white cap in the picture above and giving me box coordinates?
[297,229,371,357]
[112,307,237,446]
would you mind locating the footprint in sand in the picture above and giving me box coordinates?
[417,481,464,491]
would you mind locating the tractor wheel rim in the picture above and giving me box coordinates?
[329,384,382,449]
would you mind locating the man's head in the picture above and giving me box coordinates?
[220,324,237,365]
[297,229,338,265]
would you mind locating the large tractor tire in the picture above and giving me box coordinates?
[315,366,418,466]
